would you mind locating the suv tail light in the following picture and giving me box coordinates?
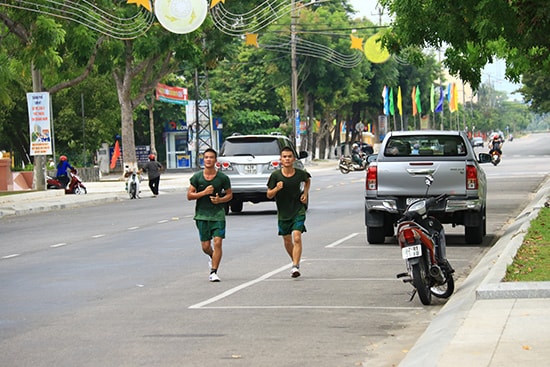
[366,166,377,190]
[216,161,232,171]
[466,164,478,190]
[269,160,281,170]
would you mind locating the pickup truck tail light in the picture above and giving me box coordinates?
[466,164,478,190]
[366,166,377,190]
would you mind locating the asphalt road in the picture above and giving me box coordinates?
[1,133,548,367]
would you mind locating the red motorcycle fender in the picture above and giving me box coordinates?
[398,222,436,264]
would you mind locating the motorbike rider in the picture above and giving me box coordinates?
[488,133,503,157]
[56,155,74,188]
[351,143,364,167]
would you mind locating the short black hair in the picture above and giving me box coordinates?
[204,148,218,158]
[281,146,295,156]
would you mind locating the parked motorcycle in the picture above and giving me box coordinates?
[490,150,501,166]
[46,169,87,194]
[396,175,454,305]
[126,170,142,199]
[338,154,367,174]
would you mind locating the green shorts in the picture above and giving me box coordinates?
[277,214,307,236]
[195,220,226,241]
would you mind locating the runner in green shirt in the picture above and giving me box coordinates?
[267,147,311,278]
[187,148,233,282]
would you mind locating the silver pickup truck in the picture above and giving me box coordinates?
[364,130,492,244]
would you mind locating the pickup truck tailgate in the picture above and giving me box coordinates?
[377,160,467,196]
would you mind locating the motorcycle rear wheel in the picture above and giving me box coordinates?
[73,185,87,195]
[411,253,432,305]
[431,274,454,299]
[339,166,350,174]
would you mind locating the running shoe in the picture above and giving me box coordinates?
[209,273,220,282]
[291,266,301,278]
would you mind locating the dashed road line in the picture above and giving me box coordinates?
[325,233,359,248]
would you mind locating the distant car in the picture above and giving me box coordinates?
[471,137,484,147]
[217,133,308,213]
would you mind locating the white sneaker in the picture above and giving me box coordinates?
[291,266,301,278]
[209,273,220,282]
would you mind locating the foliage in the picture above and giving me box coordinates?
[505,206,550,282]
[378,0,550,92]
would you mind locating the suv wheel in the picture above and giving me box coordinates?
[230,200,243,213]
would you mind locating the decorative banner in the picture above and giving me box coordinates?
[156,83,188,105]
[154,0,208,34]
[26,92,53,156]
[364,32,390,64]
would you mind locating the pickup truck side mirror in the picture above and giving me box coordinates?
[298,151,308,159]
[478,153,492,163]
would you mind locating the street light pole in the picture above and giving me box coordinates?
[290,0,299,146]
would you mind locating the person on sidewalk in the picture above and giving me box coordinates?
[187,148,233,282]
[140,154,163,197]
[56,155,74,188]
[267,147,311,278]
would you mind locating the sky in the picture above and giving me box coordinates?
[347,0,522,99]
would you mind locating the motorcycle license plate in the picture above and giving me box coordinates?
[402,245,422,259]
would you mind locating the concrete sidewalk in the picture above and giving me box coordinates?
[399,175,550,367]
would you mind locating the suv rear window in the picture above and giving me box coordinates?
[384,135,467,157]
[221,137,282,156]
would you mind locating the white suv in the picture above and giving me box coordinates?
[217,133,308,213]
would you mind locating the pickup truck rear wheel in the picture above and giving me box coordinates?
[465,222,483,244]
[367,225,385,244]
[230,200,243,213]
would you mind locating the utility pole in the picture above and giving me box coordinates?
[290,0,299,146]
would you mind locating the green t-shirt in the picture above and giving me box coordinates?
[267,168,311,221]
[190,170,231,221]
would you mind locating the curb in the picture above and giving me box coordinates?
[476,173,550,299]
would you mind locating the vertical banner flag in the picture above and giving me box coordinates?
[450,83,458,112]
[156,83,188,105]
[389,87,395,116]
[435,86,444,113]
[446,83,452,110]
[382,86,390,115]
[397,86,403,116]
[110,140,121,169]
[27,92,53,156]
[411,86,417,116]
[415,85,422,115]
[430,84,435,112]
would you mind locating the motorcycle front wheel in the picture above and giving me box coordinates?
[339,165,350,174]
[411,253,432,305]
[431,274,455,299]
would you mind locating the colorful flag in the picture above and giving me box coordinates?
[430,84,435,112]
[110,140,120,169]
[450,83,458,112]
[156,83,188,105]
[411,86,417,116]
[397,86,403,116]
[435,86,444,113]
[389,87,395,116]
[382,86,388,115]
[415,85,422,115]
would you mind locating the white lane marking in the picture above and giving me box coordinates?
[128,226,139,230]
[2,254,20,259]
[158,220,169,224]
[325,233,359,248]
[50,243,67,248]
[92,234,105,239]
[198,305,422,310]
[188,263,292,309]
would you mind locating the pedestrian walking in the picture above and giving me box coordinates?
[267,147,311,278]
[187,148,233,282]
[140,154,163,197]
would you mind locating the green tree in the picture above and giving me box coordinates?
[378,0,550,91]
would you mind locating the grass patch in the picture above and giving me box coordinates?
[504,206,550,282]
[0,190,37,197]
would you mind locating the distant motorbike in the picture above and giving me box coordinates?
[46,168,87,194]
[490,150,501,166]
[338,154,367,174]
[396,175,455,305]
